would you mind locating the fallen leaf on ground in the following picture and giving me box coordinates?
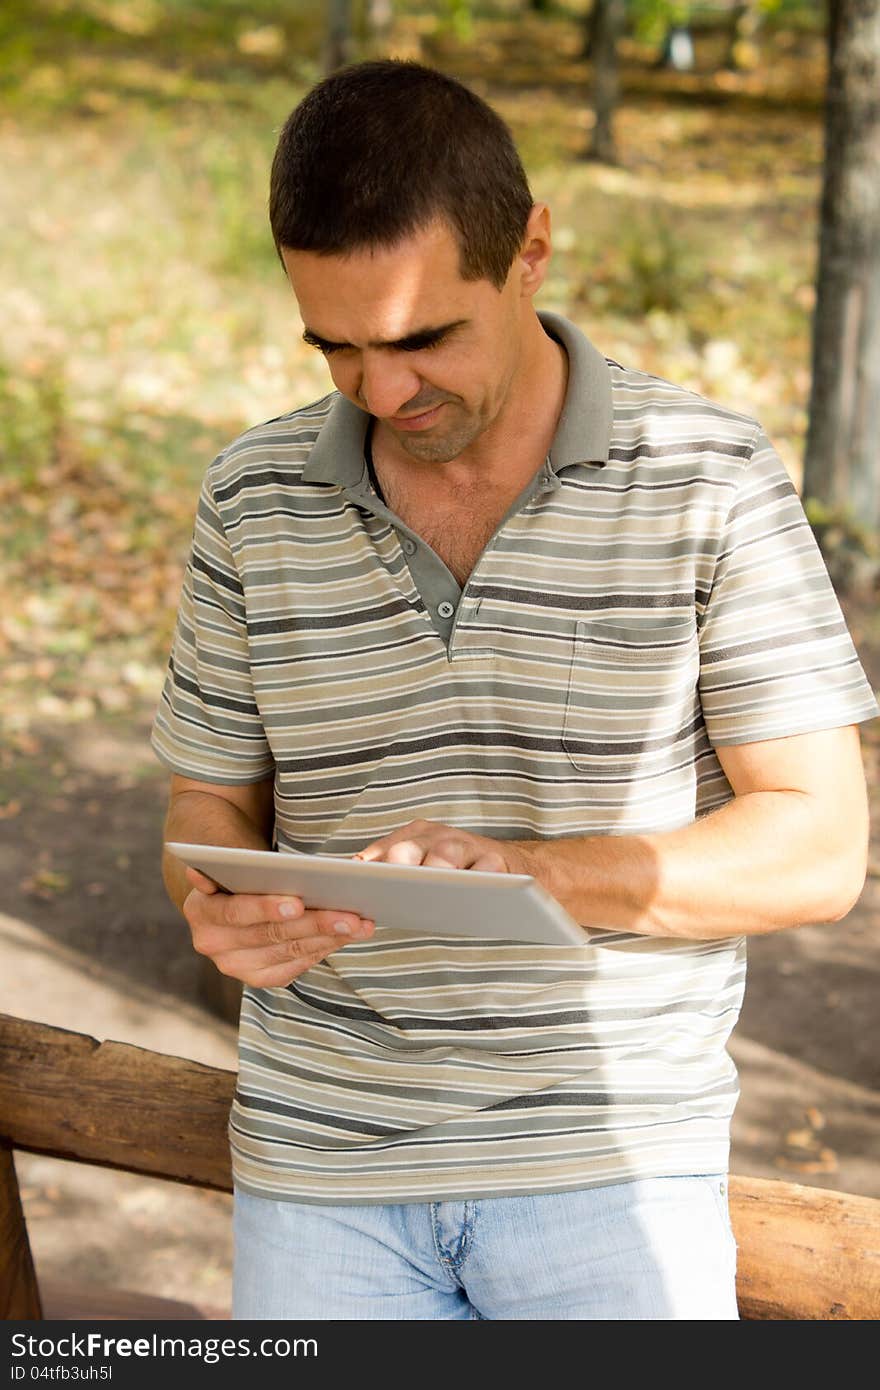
[20,868,71,899]
[784,1128,814,1150]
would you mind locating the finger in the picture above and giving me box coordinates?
[470,851,509,873]
[219,892,305,929]
[353,844,384,862]
[214,944,335,987]
[215,918,376,977]
[216,932,349,974]
[311,910,375,938]
[385,839,427,866]
[234,951,339,989]
[192,907,373,960]
[354,820,433,863]
[185,866,220,894]
[243,912,375,949]
[422,838,469,869]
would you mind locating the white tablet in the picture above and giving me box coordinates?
[165,841,586,947]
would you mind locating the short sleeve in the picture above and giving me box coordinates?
[150,466,275,784]
[698,427,879,746]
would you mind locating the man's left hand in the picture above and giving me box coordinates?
[353,819,540,877]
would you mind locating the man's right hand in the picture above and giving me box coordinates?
[182,867,376,987]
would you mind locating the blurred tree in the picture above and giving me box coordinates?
[582,0,600,58]
[723,0,790,71]
[724,0,764,69]
[326,0,356,72]
[366,0,394,48]
[804,0,880,533]
[583,0,625,162]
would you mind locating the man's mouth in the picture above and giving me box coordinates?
[391,404,445,431]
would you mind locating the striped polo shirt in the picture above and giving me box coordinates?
[151,309,879,1204]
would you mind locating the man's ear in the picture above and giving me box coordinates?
[517,202,553,297]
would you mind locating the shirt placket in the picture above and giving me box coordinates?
[343,458,562,659]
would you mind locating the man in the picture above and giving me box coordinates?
[152,60,878,1320]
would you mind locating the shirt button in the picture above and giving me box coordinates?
[401,538,417,555]
[437,600,455,619]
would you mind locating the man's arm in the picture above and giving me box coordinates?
[161,773,375,985]
[528,724,870,939]
[161,773,275,914]
[355,725,871,940]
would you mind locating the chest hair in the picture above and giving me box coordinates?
[379,473,521,588]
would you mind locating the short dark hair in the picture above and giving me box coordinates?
[269,60,534,292]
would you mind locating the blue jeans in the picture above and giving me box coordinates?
[232,1175,739,1320]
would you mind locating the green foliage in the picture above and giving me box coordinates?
[0,0,324,116]
[627,0,802,46]
[628,0,691,46]
[0,362,57,482]
[437,0,476,43]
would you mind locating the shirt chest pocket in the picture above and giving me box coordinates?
[561,615,700,772]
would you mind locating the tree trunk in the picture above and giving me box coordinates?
[724,1,764,72]
[366,0,394,49]
[584,0,625,164]
[325,0,356,74]
[803,0,880,530]
[581,0,599,60]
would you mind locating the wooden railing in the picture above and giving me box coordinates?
[2,1013,879,1321]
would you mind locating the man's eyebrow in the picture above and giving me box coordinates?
[301,320,468,351]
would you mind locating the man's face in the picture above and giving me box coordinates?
[281,218,525,464]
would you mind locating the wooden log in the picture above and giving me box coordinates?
[0,1013,234,1192]
[2,1013,880,1319]
[730,1174,880,1320]
[0,1141,43,1319]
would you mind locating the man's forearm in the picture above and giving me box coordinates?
[162,790,271,915]
[521,789,867,940]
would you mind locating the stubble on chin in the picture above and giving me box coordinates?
[395,408,486,465]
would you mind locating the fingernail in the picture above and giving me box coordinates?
[333,921,353,935]
[279,902,298,918]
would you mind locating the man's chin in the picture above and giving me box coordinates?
[396,433,467,464]
[394,417,482,465]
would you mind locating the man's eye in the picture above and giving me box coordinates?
[313,338,443,356]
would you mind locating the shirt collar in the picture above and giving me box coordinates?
[301,309,612,486]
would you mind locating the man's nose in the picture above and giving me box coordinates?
[357,353,424,419]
